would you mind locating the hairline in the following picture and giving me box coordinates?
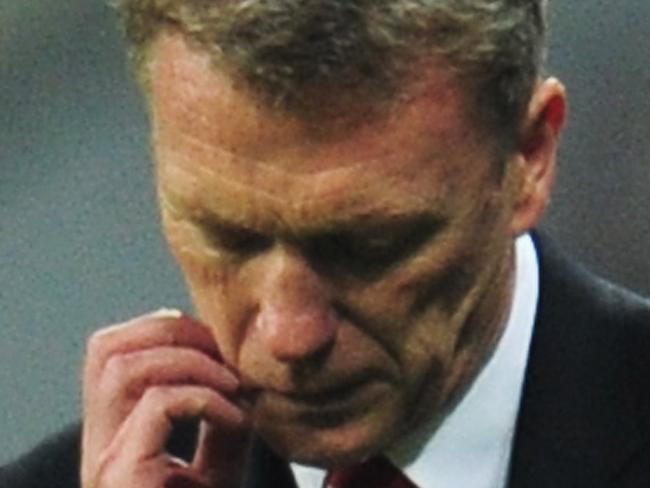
[136,26,528,165]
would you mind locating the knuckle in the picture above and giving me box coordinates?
[98,354,149,405]
[141,384,170,406]
[85,319,131,358]
[83,328,119,383]
[85,329,107,357]
[103,354,130,379]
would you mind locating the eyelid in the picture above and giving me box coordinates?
[305,217,444,278]
[347,234,401,253]
[341,216,444,249]
[196,218,273,254]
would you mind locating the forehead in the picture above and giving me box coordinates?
[149,34,497,227]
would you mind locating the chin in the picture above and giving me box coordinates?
[252,387,404,468]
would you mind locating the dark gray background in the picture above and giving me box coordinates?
[1,0,648,465]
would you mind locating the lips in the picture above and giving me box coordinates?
[254,379,389,420]
[278,376,372,404]
[241,369,385,401]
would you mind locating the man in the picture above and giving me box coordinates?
[2,1,650,487]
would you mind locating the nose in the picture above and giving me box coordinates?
[254,245,338,363]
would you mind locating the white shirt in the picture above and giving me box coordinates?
[291,234,539,488]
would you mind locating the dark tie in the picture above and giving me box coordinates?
[324,456,419,488]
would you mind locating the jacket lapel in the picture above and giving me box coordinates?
[508,235,647,487]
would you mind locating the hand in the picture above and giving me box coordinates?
[81,310,249,488]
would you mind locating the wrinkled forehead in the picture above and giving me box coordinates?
[149,32,500,227]
[151,35,484,166]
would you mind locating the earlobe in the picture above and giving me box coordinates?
[510,77,567,236]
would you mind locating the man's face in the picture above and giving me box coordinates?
[151,34,521,466]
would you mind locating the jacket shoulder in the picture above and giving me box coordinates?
[536,234,650,416]
[510,234,650,487]
[0,424,81,488]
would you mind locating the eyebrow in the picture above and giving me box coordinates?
[197,210,445,246]
[161,188,445,238]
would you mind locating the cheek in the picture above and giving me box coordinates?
[343,278,454,421]
[335,273,453,403]
[163,219,253,364]
[178,256,249,366]
[351,231,499,373]
[347,249,475,341]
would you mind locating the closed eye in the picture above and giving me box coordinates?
[198,218,273,256]
[304,216,444,279]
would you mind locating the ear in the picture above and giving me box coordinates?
[509,78,567,236]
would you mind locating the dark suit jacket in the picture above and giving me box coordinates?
[3,236,650,487]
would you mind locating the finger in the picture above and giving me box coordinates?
[115,385,247,463]
[91,448,212,488]
[102,346,240,402]
[192,420,251,485]
[84,310,222,391]
[88,347,240,451]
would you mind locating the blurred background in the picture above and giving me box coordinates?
[1,0,648,465]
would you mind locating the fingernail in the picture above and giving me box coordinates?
[151,308,184,319]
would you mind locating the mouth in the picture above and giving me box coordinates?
[279,376,372,404]
[239,376,390,429]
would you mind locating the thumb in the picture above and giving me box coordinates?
[192,419,252,486]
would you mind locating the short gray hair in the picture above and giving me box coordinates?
[114,0,547,143]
